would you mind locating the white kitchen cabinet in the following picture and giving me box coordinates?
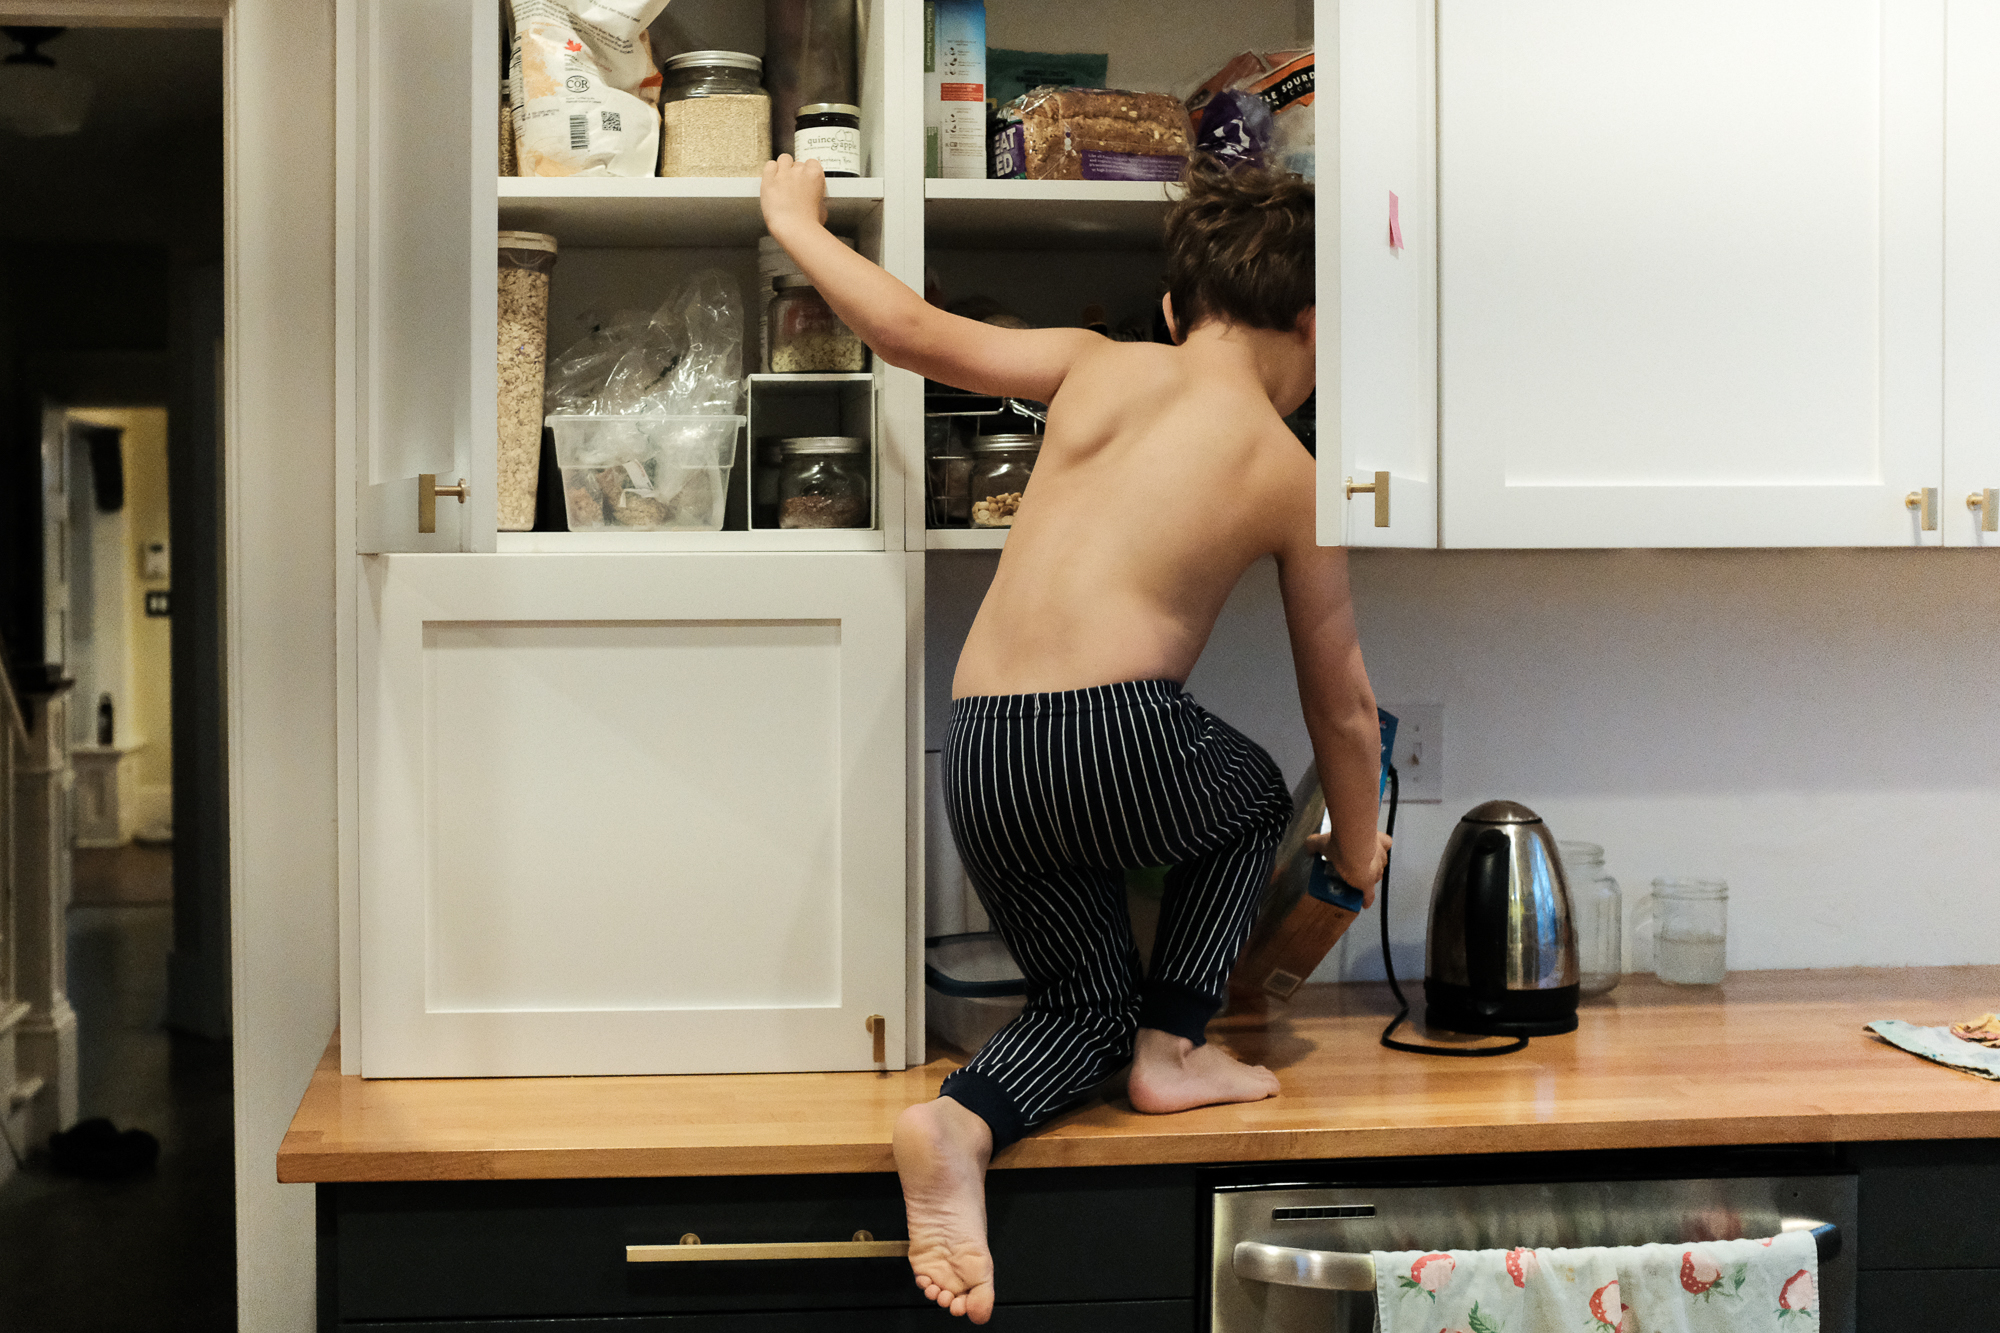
[1943,0,2000,548]
[1435,0,1946,549]
[357,553,908,1077]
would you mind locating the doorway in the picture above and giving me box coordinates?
[0,19,233,1333]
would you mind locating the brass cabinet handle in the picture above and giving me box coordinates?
[417,474,470,534]
[1344,471,1391,528]
[1970,488,1999,533]
[628,1230,909,1263]
[866,1013,886,1064]
[1906,487,1938,531]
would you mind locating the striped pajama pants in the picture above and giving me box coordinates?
[938,679,1293,1150]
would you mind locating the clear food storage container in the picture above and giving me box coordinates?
[777,435,870,528]
[925,932,1026,1056]
[1559,841,1623,996]
[545,415,744,531]
[969,433,1040,528]
[768,276,868,372]
[660,51,771,178]
[497,231,557,531]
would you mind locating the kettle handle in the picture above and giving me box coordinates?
[1467,828,1512,997]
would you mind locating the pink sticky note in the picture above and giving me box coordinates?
[1388,191,1404,251]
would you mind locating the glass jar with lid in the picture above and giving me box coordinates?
[1557,841,1623,996]
[768,277,868,373]
[659,51,771,178]
[969,434,1040,528]
[795,102,862,177]
[778,436,870,528]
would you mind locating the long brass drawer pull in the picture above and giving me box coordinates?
[627,1230,909,1263]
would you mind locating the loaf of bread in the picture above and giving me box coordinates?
[993,87,1191,182]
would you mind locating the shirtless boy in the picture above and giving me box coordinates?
[761,156,1390,1324]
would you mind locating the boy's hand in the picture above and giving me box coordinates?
[1305,831,1392,907]
[761,153,829,239]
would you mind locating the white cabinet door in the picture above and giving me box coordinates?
[1317,0,1439,548]
[357,553,908,1076]
[1944,0,2000,547]
[1437,0,1945,548]
[343,0,498,553]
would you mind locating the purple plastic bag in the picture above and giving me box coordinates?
[1193,87,1275,171]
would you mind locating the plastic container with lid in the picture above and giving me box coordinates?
[795,102,862,177]
[659,51,771,178]
[777,435,870,529]
[497,231,558,532]
[969,433,1041,528]
[768,276,869,373]
[925,932,1026,1056]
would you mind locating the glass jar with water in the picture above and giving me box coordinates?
[1652,877,1728,985]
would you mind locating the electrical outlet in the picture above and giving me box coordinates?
[1382,703,1443,803]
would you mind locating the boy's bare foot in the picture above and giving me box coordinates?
[1127,1027,1281,1114]
[893,1098,996,1323]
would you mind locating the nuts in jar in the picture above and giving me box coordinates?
[968,433,1040,527]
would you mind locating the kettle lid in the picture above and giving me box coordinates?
[1462,799,1543,825]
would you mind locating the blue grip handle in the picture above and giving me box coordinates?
[1307,859,1367,912]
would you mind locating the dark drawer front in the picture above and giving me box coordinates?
[331,1168,1197,1321]
[1852,1140,2000,1270]
[1857,1270,2000,1330]
[342,1300,1194,1331]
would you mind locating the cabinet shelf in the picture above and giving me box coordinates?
[498,177,886,247]
[498,530,886,553]
[925,529,1008,550]
[924,179,1180,250]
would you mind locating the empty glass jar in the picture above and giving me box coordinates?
[778,436,870,528]
[1653,877,1728,985]
[1558,841,1622,996]
[969,433,1040,528]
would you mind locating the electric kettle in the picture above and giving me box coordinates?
[1424,800,1580,1037]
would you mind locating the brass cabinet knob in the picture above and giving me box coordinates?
[1344,471,1391,529]
[1970,488,1999,533]
[1906,487,1938,531]
[865,1013,885,1064]
[417,474,470,534]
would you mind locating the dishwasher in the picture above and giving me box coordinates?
[1208,1156,1856,1333]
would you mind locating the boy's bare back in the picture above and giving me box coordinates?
[953,337,1316,698]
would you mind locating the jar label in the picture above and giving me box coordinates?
[796,125,862,176]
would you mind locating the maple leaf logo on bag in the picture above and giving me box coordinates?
[1505,1247,1539,1287]
[565,38,582,52]
[1397,1253,1455,1298]
[1777,1269,1818,1318]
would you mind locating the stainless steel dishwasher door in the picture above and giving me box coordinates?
[1209,1174,1856,1333]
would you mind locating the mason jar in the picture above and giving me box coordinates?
[968,434,1040,528]
[795,102,862,176]
[1558,841,1623,996]
[778,436,870,528]
[1652,877,1728,985]
[768,276,868,372]
[659,51,771,178]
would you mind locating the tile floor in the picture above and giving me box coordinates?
[0,856,235,1331]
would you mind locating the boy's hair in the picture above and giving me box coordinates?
[1162,158,1315,335]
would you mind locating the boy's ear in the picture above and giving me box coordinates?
[1161,292,1184,345]
[1296,307,1316,342]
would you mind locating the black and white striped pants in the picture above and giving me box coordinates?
[938,679,1293,1150]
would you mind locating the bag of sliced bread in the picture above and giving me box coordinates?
[510,0,671,177]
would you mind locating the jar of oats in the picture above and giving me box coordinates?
[968,434,1041,528]
[768,276,868,373]
[497,231,557,531]
[660,52,771,178]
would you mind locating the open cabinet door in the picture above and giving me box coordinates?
[344,0,498,553]
[1315,0,1439,549]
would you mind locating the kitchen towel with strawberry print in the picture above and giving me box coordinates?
[1372,1229,1819,1333]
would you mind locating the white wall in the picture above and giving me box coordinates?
[925,547,2000,980]
[227,1,339,1330]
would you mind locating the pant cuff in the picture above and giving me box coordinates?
[938,1068,1027,1153]
[1138,979,1218,1047]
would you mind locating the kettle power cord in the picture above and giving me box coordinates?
[1375,763,1530,1057]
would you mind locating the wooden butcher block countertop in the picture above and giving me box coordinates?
[278,967,2000,1183]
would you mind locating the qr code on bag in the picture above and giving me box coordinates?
[601,111,622,132]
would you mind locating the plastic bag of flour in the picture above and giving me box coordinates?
[510,0,672,177]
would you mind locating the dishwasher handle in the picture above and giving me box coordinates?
[1232,1221,1840,1293]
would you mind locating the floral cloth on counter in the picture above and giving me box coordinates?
[1372,1230,1818,1333]
[1864,1019,2000,1079]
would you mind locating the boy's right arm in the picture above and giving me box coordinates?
[761,155,1100,402]
[1275,513,1391,898]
